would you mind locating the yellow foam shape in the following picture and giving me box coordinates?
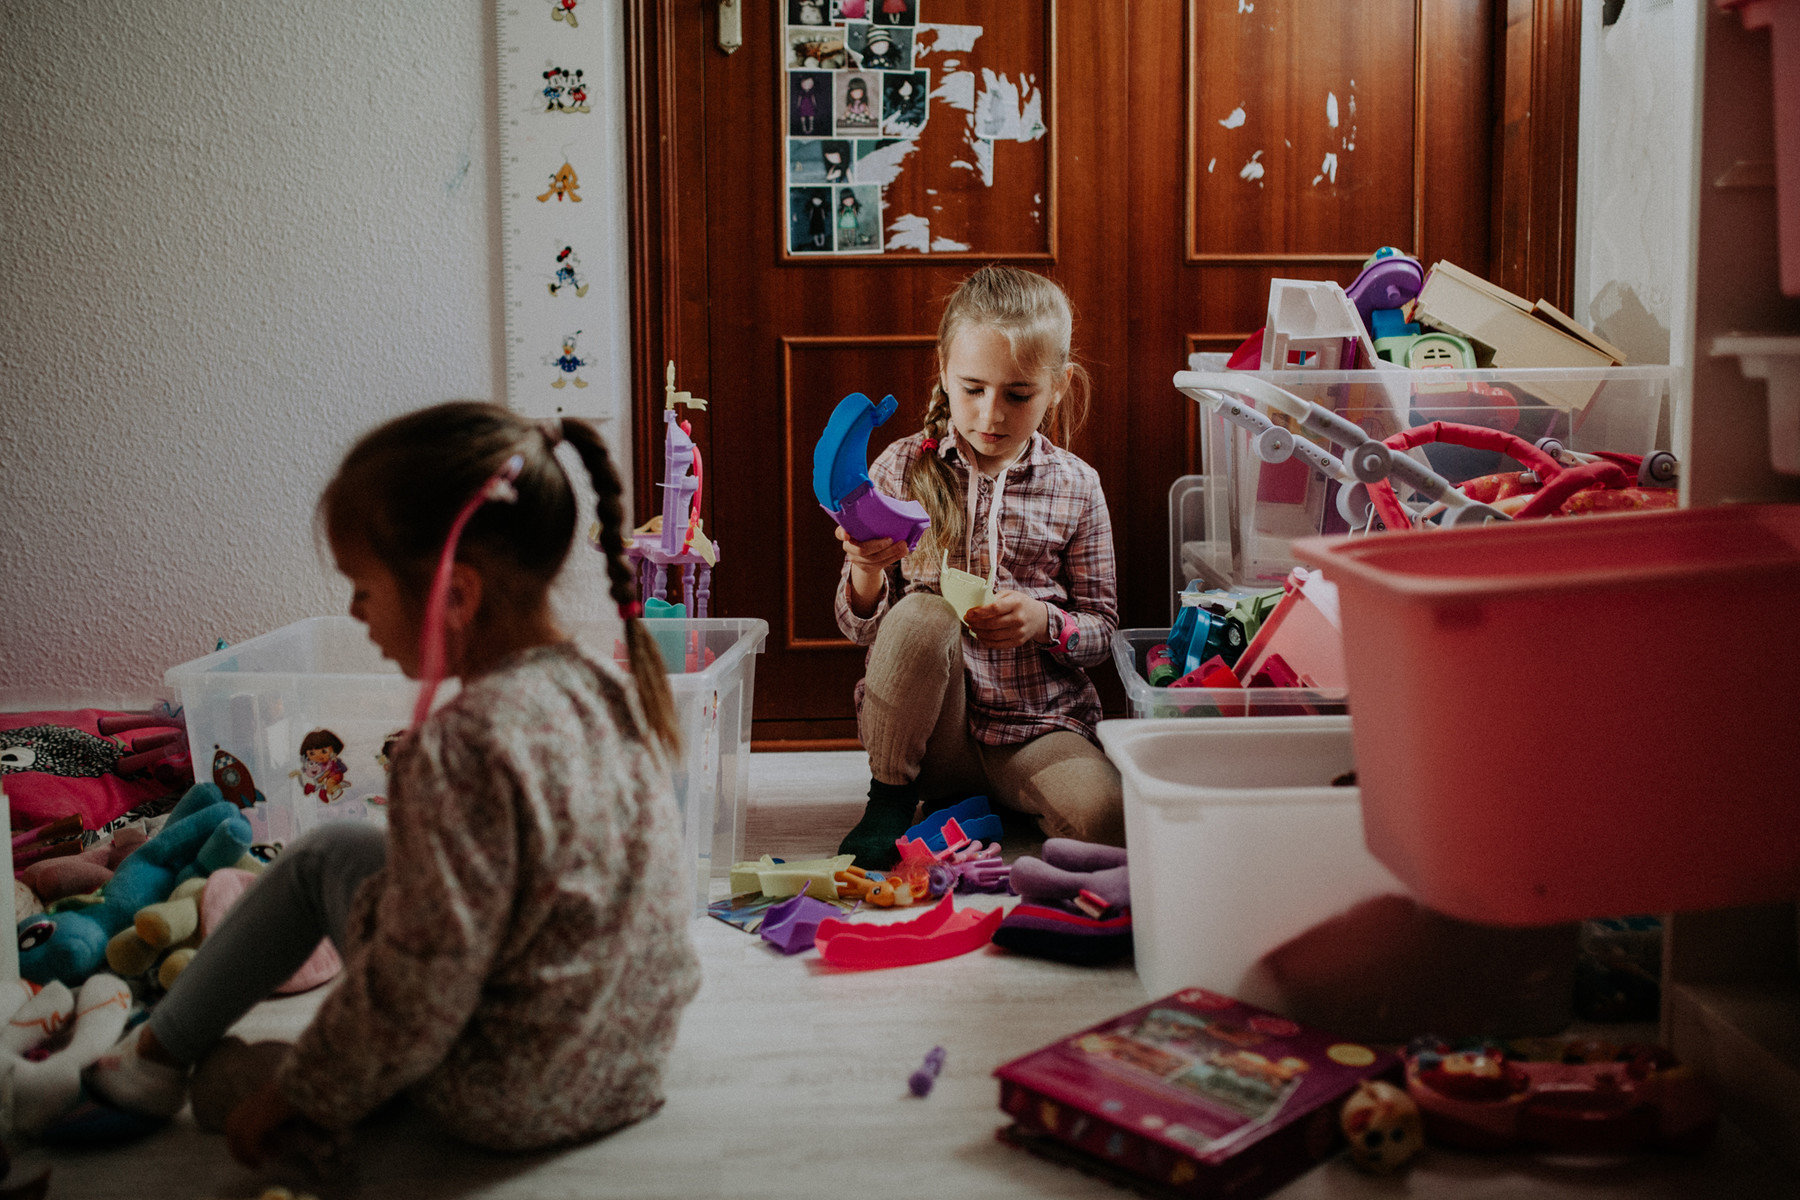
[728,854,854,899]
[939,553,995,623]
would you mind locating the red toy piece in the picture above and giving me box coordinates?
[814,893,1003,969]
[1403,1040,1717,1154]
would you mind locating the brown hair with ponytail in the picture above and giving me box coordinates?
[317,401,680,756]
[906,265,1090,565]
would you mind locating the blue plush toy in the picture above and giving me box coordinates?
[16,783,253,986]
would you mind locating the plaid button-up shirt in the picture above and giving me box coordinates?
[836,429,1119,745]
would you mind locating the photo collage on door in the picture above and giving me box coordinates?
[784,0,928,255]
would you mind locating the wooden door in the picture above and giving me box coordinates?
[630,1,1504,743]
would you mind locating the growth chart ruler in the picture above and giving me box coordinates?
[495,0,623,422]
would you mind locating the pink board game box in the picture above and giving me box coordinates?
[995,989,1399,1198]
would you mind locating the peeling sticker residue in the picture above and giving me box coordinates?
[975,69,1045,142]
[931,236,971,251]
[1219,106,1247,129]
[915,23,983,56]
[1327,93,1339,129]
[887,213,933,253]
[1239,150,1265,182]
[1208,157,1216,173]
[854,138,921,188]
[935,69,977,113]
[1313,152,1339,186]
[950,137,996,187]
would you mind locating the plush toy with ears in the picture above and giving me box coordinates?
[0,973,134,1137]
[15,784,253,987]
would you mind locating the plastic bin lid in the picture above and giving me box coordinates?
[1294,504,1800,600]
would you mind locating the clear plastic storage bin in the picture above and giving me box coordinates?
[1111,629,1346,718]
[1177,360,1672,589]
[165,616,767,917]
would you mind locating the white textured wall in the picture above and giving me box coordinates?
[0,1,630,709]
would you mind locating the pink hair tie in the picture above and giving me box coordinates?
[920,438,939,451]
[619,600,644,620]
[410,454,525,732]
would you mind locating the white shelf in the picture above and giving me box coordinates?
[1714,334,1800,474]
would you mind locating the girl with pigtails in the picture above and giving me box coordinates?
[89,403,701,1163]
[834,265,1123,869]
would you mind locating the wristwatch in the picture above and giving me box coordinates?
[1041,602,1079,654]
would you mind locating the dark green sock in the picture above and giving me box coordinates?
[836,778,919,870]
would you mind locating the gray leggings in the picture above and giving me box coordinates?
[147,822,387,1065]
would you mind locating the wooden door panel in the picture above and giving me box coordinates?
[1188,0,1419,262]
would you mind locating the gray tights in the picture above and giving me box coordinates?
[147,822,387,1065]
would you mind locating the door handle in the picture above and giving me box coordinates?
[718,0,742,55]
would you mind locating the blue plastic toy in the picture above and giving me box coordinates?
[903,795,1003,854]
[813,392,931,550]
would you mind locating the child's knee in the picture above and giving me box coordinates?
[1019,753,1124,847]
[280,823,386,882]
[880,591,962,648]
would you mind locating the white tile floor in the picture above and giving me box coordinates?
[22,752,1800,1199]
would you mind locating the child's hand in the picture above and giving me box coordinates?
[835,525,908,572]
[225,1072,340,1165]
[838,526,909,616]
[964,591,1049,649]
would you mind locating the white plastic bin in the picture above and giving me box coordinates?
[1097,717,1404,1008]
[165,616,766,917]
[1177,359,1672,588]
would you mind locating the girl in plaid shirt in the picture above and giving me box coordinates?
[834,266,1122,868]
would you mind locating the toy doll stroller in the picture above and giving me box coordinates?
[1172,371,1678,535]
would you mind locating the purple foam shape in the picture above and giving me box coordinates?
[828,482,931,551]
[758,889,841,955]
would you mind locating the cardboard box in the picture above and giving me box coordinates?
[1415,262,1622,408]
[995,989,1398,1198]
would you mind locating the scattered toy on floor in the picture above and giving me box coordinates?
[1340,1079,1423,1173]
[1402,1036,1717,1153]
[758,884,843,955]
[814,894,1002,969]
[992,839,1133,966]
[908,1045,946,1097]
[16,784,255,986]
[0,973,136,1139]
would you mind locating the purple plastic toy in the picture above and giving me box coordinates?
[1344,247,1425,336]
[909,1045,947,1097]
[814,391,931,550]
[627,362,719,617]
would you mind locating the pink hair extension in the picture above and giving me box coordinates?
[410,454,525,732]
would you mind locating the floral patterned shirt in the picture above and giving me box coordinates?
[277,642,702,1151]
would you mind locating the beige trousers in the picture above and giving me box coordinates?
[857,591,1124,846]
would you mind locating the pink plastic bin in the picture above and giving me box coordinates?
[1293,504,1800,926]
